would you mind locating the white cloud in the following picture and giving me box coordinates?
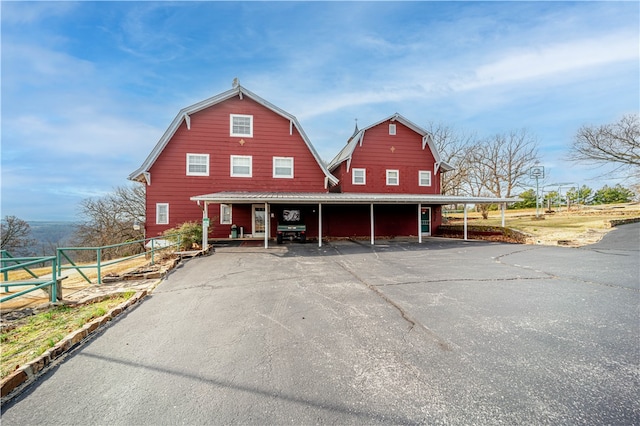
[453,32,639,92]
[0,2,77,25]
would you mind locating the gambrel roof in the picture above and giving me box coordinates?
[327,113,454,174]
[128,85,338,186]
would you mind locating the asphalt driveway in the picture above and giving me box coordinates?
[2,224,639,425]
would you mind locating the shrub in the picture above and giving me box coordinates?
[162,222,203,250]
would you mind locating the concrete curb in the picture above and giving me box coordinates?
[1,285,157,401]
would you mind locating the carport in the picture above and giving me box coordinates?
[190,192,519,249]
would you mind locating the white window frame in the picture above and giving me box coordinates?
[220,204,232,225]
[352,168,366,185]
[186,153,209,176]
[230,155,252,177]
[389,124,396,135]
[386,169,399,186]
[230,114,253,137]
[419,170,432,187]
[273,157,294,178]
[156,203,169,225]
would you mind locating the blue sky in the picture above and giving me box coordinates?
[2,1,639,221]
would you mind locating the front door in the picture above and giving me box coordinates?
[421,207,431,236]
[252,205,266,237]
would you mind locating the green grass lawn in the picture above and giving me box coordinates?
[1,292,135,379]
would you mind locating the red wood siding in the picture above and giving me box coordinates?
[145,96,328,237]
[339,120,441,194]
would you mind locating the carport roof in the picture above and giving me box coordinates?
[190,191,519,205]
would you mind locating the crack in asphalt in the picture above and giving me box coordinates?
[494,246,639,292]
[327,243,453,352]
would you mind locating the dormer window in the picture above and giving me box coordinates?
[230,114,253,137]
[389,124,396,135]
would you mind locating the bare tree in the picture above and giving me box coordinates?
[1,216,36,256]
[71,185,145,260]
[569,114,640,177]
[472,129,540,199]
[427,122,477,196]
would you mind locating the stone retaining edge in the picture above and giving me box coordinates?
[1,286,155,401]
[608,217,640,227]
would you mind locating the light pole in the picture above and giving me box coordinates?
[530,166,544,218]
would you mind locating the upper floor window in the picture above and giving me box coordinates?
[230,114,253,137]
[186,153,209,176]
[220,204,232,224]
[156,203,169,225]
[273,157,294,178]
[419,170,432,187]
[352,168,366,185]
[230,155,252,177]
[386,169,399,186]
[389,124,396,135]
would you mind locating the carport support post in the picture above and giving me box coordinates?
[501,203,506,228]
[318,203,323,248]
[264,202,269,249]
[418,203,422,244]
[463,204,468,240]
[202,202,209,251]
[370,203,375,245]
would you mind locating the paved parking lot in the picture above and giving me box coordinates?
[2,225,639,425]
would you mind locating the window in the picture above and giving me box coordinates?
[231,155,252,177]
[352,168,366,185]
[419,170,432,187]
[156,203,169,225]
[386,169,399,186]
[389,124,396,135]
[220,204,232,224]
[230,114,253,137]
[186,153,209,176]
[273,157,294,178]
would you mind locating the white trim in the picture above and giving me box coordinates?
[386,169,399,186]
[220,204,232,224]
[418,170,431,187]
[230,114,253,137]
[186,153,210,176]
[230,155,252,177]
[352,168,366,185]
[156,203,169,225]
[273,156,294,178]
[191,191,520,205]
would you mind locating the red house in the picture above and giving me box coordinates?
[130,83,513,248]
[129,84,338,241]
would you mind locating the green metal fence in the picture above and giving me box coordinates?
[1,250,39,292]
[56,234,182,285]
[0,254,58,304]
